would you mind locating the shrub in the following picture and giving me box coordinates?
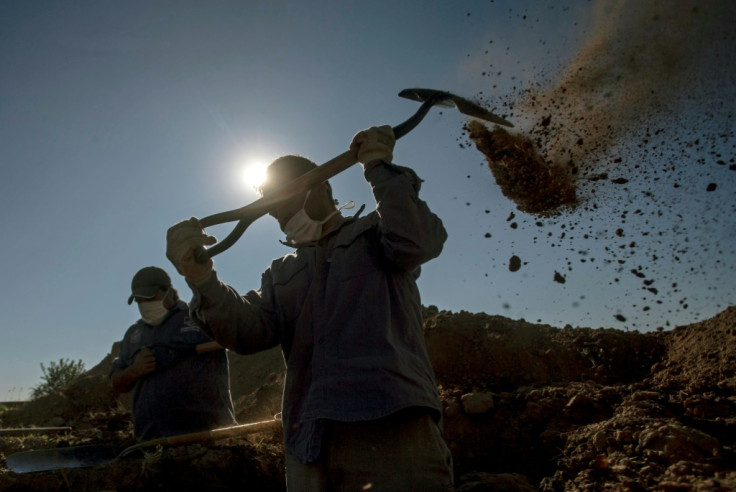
[30,358,86,399]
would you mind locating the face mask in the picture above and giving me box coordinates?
[283,190,339,246]
[138,290,171,326]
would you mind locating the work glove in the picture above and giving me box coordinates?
[166,217,217,286]
[350,125,395,166]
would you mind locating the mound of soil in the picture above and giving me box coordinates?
[2,306,735,491]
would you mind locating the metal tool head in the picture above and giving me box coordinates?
[399,88,514,127]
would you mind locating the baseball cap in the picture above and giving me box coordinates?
[127,266,172,304]
[259,155,318,195]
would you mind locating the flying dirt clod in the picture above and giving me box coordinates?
[467,120,577,216]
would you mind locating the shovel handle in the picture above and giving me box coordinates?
[196,148,359,260]
[118,419,281,457]
[0,427,72,436]
[195,91,451,262]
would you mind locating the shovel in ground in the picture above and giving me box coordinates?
[6,418,281,474]
[194,88,513,261]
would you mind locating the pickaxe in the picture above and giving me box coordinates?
[195,88,512,261]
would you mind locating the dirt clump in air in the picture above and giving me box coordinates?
[2,305,736,491]
[466,121,577,216]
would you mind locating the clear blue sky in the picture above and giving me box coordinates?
[1,1,733,401]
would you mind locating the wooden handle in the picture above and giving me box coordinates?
[118,419,281,457]
[0,427,72,436]
[194,90,459,261]
[194,149,359,262]
[195,341,224,353]
[201,149,359,229]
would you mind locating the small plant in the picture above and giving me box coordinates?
[30,358,86,399]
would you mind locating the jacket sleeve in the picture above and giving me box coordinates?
[363,160,448,270]
[187,270,280,355]
[109,332,132,375]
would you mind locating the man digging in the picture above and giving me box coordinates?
[167,126,454,491]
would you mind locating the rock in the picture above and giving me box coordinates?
[445,400,462,418]
[638,423,722,464]
[461,392,495,414]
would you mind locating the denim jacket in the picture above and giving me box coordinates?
[189,160,447,462]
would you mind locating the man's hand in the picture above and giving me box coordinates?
[130,347,156,378]
[166,217,217,286]
[350,125,395,165]
[111,346,158,394]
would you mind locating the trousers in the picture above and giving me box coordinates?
[285,409,454,492]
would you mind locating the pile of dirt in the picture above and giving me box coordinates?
[2,305,734,491]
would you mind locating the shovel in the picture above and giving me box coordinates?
[6,418,280,474]
[0,427,72,437]
[194,88,513,261]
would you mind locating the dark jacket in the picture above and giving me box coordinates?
[190,160,447,462]
[111,301,235,440]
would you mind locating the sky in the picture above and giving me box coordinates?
[1,0,733,401]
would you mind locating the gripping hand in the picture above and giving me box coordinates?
[166,217,217,286]
[350,125,395,166]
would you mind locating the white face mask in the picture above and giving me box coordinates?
[283,190,339,246]
[138,290,172,326]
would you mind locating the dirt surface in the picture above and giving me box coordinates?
[2,305,735,491]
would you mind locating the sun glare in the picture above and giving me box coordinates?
[241,160,268,192]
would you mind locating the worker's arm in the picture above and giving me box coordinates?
[110,347,156,394]
[352,127,447,270]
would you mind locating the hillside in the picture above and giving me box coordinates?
[1,306,735,491]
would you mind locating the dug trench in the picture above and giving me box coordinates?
[1,305,735,491]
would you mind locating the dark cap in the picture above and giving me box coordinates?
[127,266,172,304]
[259,155,318,195]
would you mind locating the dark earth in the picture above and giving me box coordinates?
[2,305,735,491]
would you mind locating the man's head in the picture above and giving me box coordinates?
[260,155,337,232]
[127,266,173,305]
[259,155,320,196]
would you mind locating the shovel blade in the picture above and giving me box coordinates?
[6,444,117,473]
[399,88,514,127]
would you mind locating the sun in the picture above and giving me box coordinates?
[241,160,268,192]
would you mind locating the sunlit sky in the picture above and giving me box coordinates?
[1,1,733,401]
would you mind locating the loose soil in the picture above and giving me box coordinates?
[2,305,735,491]
[466,121,577,215]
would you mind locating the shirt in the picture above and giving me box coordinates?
[189,160,447,462]
[111,300,236,440]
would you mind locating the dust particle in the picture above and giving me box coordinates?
[509,255,522,272]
